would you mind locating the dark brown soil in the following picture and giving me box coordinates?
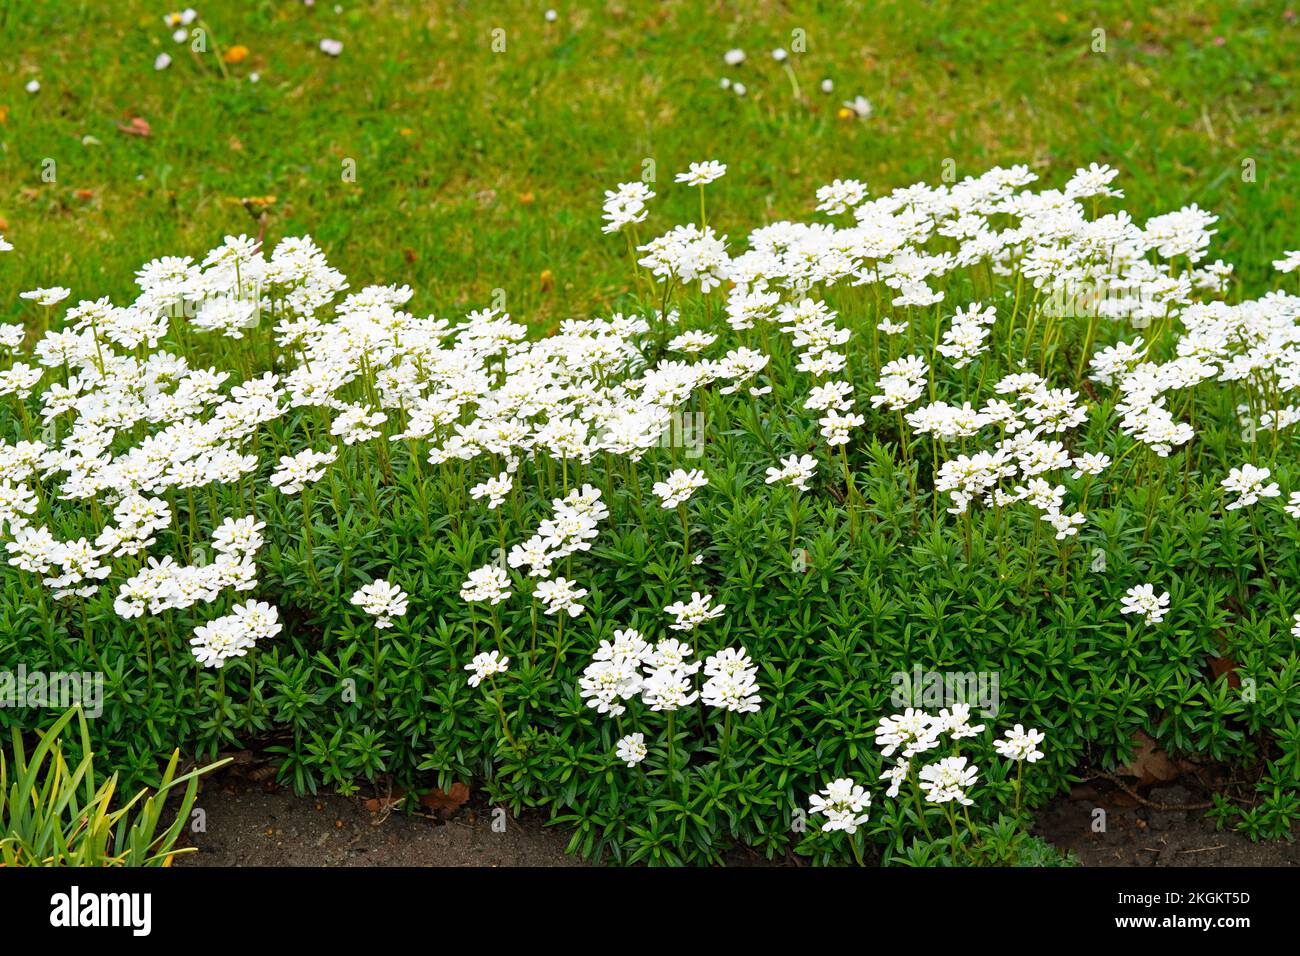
[176,779,580,867]
[174,768,1296,867]
[1034,781,1299,867]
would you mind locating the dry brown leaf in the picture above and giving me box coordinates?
[1118,731,1180,786]
[420,782,470,816]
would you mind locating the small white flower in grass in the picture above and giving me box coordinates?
[319,38,343,56]
[534,575,587,617]
[1285,492,1300,519]
[351,578,408,628]
[465,650,509,688]
[1272,250,1300,274]
[460,564,511,605]
[759,452,811,489]
[771,47,788,62]
[172,28,187,43]
[994,724,1046,763]
[1292,613,1300,639]
[1042,509,1085,540]
[815,179,867,216]
[641,665,698,710]
[646,638,698,673]
[817,409,865,446]
[25,80,40,94]
[701,646,761,713]
[732,82,746,97]
[652,467,707,508]
[663,591,725,631]
[876,709,940,758]
[808,778,871,833]
[666,330,717,353]
[723,48,745,66]
[615,733,646,767]
[1221,464,1280,510]
[1071,452,1111,479]
[469,471,512,509]
[918,756,978,806]
[544,8,557,22]
[1120,583,1169,625]
[579,656,642,717]
[820,78,834,93]
[0,235,11,252]
[935,703,985,739]
[674,160,726,187]
[154,53,172,70]
[843,95,873,118]
[189,600,281,669]
[211,515,266,557]
[879,758,909,798]
[270,447,337,494]
[20,287,70,307]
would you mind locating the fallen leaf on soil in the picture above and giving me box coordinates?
[1118,731,1180,786]
[365,793,403,814]
[420,782,470,816]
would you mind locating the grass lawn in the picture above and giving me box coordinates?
[2,1,1297,322]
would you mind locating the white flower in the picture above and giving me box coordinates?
[319,38,344,56]
[534,575,587,617]
[875,709,939,758]
[663,591,725,631]
[1221,464,1280,510]
[20,287,70,307]
[465,650,509,688]
[674,160,726,187]
[994,724,1046,763]
[701,646,761,713]
[1272,250,1300,274]
[918,756,978,806]
[155,53,172,71]
[764,453,817,492]
[615,733,647,767]
[469,471,513,509]
[723,48,745,66]
[351,578,409,628]
[1120,583,1170,625]
[460,564,512,605]
[809,778,871,833]
[842,95,872,119]
[652,468,707,508]
[189,600,281,669]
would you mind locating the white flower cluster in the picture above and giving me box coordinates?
[578,630,761,731]
[810,709,1045,834]
[350,577,408,628]
[190,599,281,669]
